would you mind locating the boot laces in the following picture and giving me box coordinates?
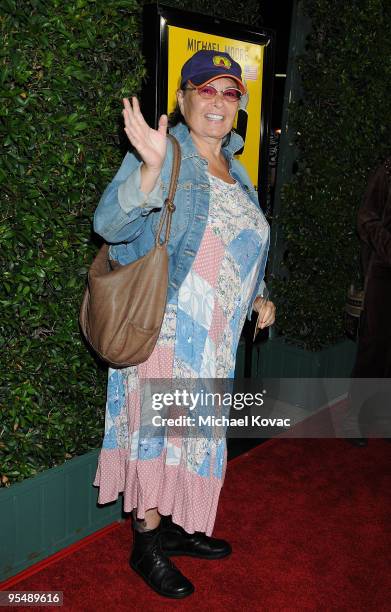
[149,532,176,569]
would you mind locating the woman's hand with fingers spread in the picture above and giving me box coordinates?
[122,96,168,173]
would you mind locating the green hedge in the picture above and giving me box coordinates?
[0,0,262,486]
[272,0,391,350]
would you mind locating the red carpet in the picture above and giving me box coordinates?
[2,439,390,610]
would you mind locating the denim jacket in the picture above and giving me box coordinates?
[93,122,269,320]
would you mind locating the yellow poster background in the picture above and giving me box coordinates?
[167,26,264,188]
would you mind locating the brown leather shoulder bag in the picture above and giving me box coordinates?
[79,134,181,368]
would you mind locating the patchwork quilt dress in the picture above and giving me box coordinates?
[93,173,269,535]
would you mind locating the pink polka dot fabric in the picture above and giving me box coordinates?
[209,298,227,347]
[192,226,225,287]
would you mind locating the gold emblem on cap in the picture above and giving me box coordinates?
[212,55,231,69]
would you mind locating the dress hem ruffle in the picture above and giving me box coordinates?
[93,447,227,536]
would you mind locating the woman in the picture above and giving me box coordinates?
[93,50,275,598]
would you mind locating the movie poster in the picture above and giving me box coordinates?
[167,26,265,189]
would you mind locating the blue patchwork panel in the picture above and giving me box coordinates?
[107,369,126,417]
[102,425,118,449]
[197,447,211,477]
[138,434,165,460]
[175,308,208,372]
[213,440,226,479]
[228,229,262,281]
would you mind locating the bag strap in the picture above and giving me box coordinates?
[155,134,181,246]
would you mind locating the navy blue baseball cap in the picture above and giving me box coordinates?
[180,50,246,94]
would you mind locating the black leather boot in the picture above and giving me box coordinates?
[129,524,194,598]
[160,515,232,559]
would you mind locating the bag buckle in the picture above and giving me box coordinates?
[165,199,176,212]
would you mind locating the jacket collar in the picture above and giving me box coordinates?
[169,122,244,161]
